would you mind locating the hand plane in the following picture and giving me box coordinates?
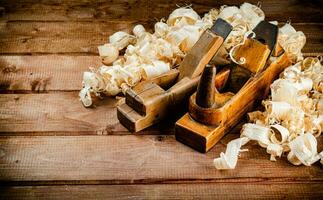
[117,18,233,132]
[175,21,292,153]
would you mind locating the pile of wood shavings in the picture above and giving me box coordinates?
[214,57,323,169]
[80,2,296,107]
[79,6,209,107]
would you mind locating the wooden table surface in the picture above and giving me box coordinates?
[0,0,322,199]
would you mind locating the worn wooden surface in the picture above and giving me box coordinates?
[0,0,322,199]
[178,29,225,79]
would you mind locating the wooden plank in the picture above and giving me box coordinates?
[0,0,150,22]
[0,55,100,92]
[0,0,322,23]
[0,21,150,54]
[0,22,322,54]
[0,93,174,134]
[0,183,322,199]
[0,135,322,182]
[148,0,323,23]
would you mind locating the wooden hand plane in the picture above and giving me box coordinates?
[175,21,292,153]
[117,18,233,132]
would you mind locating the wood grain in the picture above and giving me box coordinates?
[0,0,322,23]
[148,0,323,23]
[0,135,322,183]
[195,65,218,108]
[1,183,322,199]
[178,31,224,79]
[0,55,100,92]
[0,92,176,135]
[0,21,149,54]
[0,0,150,22]
[0,22,322,54]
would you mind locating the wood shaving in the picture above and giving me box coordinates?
[278,24,306,62]
[167,7,201,27]
[214,57,323,169]
[98,44,119,65]
[287,133,320,166]
[213,137,249,169]
[109,31,135,50]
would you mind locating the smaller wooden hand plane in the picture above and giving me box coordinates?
[175,21,292,153]
[117,18,233,132]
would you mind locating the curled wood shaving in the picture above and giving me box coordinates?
[167,7,201,27]
[98,44,119,65]
[270,124,289,145]
[287,133,320,166]
[229,30,256,65]
[133,24,146,38]
[109,31,135,50]
[278,23,306,62]
[213,137,249,169]
[241,123,272,148]
[154,22,169,38]
[240,2,265,28]
[141,60,170,80]
[214,57,323,169]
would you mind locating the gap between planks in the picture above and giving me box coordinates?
[1,178,323,186]
[0,182,322,200]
